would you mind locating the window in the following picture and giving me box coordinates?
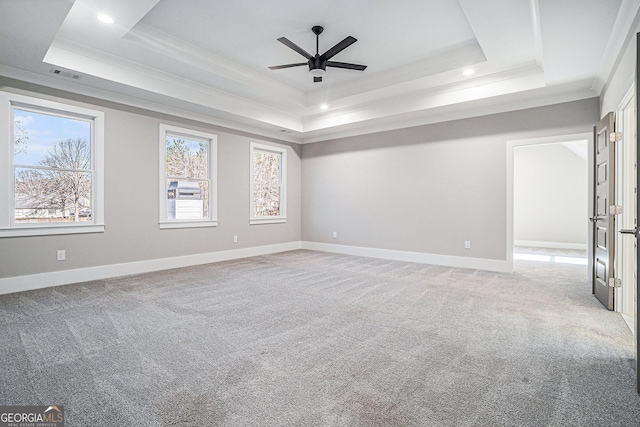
[0,92,104,237]
[250,142,287,224]
[159,124,217,228]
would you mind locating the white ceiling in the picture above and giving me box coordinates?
[0,0,637,143]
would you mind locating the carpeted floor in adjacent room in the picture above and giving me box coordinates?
[0,249,638,426]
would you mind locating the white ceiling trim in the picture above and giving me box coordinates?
[43,0,551,137]
[305,39,487,105]
[529,0,544,68]
[303,64,546,132]
[0,64,303,144]
[44,39,304,132]
[0,0,632,144]
[593,0,640,94]
[0,61,596,146]
[125,23,307,109]
[301,81,598,144]
[44,36,549,136]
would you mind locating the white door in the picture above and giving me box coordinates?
[615,90,636,333]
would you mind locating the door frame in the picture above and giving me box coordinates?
[506,132,593,273]
[614,85,636,325]
[635,31,640,393]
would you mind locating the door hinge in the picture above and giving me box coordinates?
[608,278,622,288]
[610,132,622,143]
[610,205,622,215]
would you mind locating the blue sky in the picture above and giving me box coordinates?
[166,135,207,155]
[13,108,91,166]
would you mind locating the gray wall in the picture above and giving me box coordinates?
[0,80,301,279]
[0,78,600,280]
[513,143,588,245]
[301,98,599,261]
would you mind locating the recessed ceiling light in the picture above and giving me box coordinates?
[96,13,114,24]
[320,104,329,110]
[463,68,475,76]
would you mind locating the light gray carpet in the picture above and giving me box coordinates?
[1,250,638,426]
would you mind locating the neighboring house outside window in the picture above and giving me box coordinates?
[0,91,104,237]
[250,142,287,225]
[159,124,217,229]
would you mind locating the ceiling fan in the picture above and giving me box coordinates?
[269,26,367,83]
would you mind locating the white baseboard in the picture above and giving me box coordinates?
[0,241,302,296]
[301,242,513,273]
[514,240,587,250]
[0,241,515,296]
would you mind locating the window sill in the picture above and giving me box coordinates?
[0,224,105,238]
[249,217,287,225]
[159,220,218,229]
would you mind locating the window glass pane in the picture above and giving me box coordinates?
[166,180,208,219]
[253,150,280,186]
[166,135,208,179]
[253,184,280,217]
[14,168,92,223]
[14,109,91,169]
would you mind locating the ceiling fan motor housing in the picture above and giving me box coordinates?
[309,55,326,74]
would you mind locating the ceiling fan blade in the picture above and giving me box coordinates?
[269,63,308,70]
[277,37,312,59]
[320,36,357,60]
[326,61,367,71]
[313,76,323,83]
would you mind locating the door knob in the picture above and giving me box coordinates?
[590,216,605,222]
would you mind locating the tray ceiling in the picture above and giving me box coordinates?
[0,0,635,143]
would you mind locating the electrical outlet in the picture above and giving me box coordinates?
[233,235,238,243]
[464,241,471,249]
[332,231,337,239]
[57,250,66,261]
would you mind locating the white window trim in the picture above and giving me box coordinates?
[250,142,287,225]
[0,91,105,238]
[159,124,218,229]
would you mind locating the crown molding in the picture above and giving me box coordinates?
[0,66,304,144]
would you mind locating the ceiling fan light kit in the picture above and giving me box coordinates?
[310,68,326,77]
[269,25,367,83]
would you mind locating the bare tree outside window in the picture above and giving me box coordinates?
[14,117,29,154]
[159,125,217,227]
[166,137,208,179]
[1,93,104,237]
[14,138,92,222]
[13,109,93,223]
[165,135,209,219]
[252,149,281,217]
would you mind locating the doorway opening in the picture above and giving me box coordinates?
[507,133,592,276]
[513,141,589,266]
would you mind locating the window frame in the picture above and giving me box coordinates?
[249,142,287,225]
[159,124,218,229]
[0,91,105,238]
